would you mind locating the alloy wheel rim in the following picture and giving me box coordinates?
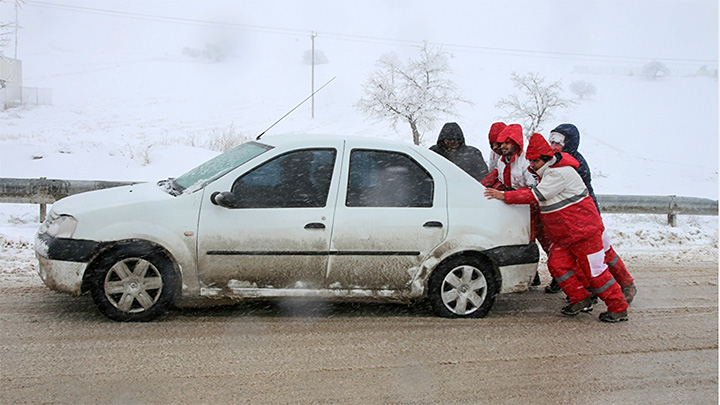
[441,265,487,315]
[104,258,163,313]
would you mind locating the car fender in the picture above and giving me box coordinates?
[64,190,204,297]
[412,233,538,296]
[84,221,199,294]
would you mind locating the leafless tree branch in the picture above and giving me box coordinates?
[355,42,471,145]
[495,72,575,138]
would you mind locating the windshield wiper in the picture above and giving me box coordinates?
[157,177,184,196]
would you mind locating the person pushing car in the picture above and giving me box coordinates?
[430,122,489,182]
[484,133,629,323]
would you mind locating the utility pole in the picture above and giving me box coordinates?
[14,0,19,59]
[310,31,316,118]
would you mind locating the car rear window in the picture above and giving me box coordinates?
[346,149,433,207]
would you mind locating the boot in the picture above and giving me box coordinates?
[561,296,593,316]
[565,293,598,304]
[599,311,628,323]
[532,272,541,286]
[621,283,637,304]
[545,279,561,294]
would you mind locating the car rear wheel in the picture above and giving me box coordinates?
[89,244,177,322]
[428,257,496,318]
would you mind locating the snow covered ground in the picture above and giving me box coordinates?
[0,1,717,285]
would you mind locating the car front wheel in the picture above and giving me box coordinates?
[89,244,177,322]
[429,257,496,318]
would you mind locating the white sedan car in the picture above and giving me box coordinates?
[35,135,538,321]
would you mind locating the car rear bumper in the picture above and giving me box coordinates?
[484,243,539,267]
[484,243,540,293]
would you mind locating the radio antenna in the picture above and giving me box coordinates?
[256,76,337,140]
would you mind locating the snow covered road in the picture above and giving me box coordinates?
[0,248,717,403]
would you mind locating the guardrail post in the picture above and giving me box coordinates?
[668,195,677,227]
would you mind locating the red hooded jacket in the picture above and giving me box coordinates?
[504,152,604,245]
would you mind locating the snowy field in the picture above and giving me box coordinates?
[0,1,717,284]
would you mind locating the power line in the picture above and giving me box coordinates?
[26,0,308,36]
[25,0,718,64]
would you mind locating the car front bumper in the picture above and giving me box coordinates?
[35,232,100,296]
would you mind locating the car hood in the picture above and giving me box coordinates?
[50,182,174,217]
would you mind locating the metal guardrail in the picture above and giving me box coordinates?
[0,178,141,222]
[0,177,718,226]
[597,194,718,226]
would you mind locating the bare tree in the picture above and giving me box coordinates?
[496,72,574,137]
[0,0,23,54]
[355,43,468,145]
[0,21,12,51]
[569,80,597,99]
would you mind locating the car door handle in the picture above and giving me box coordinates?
[304,222,326,229]
[423,221,443,228]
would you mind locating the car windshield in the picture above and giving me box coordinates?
[171,141,273,194]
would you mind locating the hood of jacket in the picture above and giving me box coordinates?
[497,124,524,156]
[436,122,466,148]
[487,122,507,144]
[552,152,580,169]
[550,123,580,154]
[534,152,579,178]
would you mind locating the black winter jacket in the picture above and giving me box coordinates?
[429,123,489,182]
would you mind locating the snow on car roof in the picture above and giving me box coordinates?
[258,133,419,148]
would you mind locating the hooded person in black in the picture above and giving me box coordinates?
[429,122,489,182]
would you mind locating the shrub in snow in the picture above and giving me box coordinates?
[205,123,250,152]
[569,80,597,99]
[303,50,328,65]
[123,137,153,166]
[641,61,670,80]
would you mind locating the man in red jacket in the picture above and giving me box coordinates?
[484,133,628,322]
[547,124,636,303]
[481,124,537,191]
[482,122,507,187]
[486,121,506,174]
[481,124,544,286]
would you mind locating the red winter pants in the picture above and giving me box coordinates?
[602,232,634,287]
[547,233,628,313]
[574,232,635,288]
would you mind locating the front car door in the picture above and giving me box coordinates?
[326,142,448,290]
[196,146,341,294]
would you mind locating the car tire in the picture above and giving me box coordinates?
[428,256,496,318]
[89,244,177,322]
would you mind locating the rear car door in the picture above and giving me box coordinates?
[326,142,448,290]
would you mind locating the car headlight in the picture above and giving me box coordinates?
[45,215,78,238]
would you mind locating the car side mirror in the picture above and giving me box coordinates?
[210,191,236,208]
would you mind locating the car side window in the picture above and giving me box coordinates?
[230,149,336,208]
[346,149,433,207]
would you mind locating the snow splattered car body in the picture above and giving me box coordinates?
[35,134,538,321]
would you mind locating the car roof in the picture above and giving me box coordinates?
[255,133,468,180]
[258,133,418,149]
